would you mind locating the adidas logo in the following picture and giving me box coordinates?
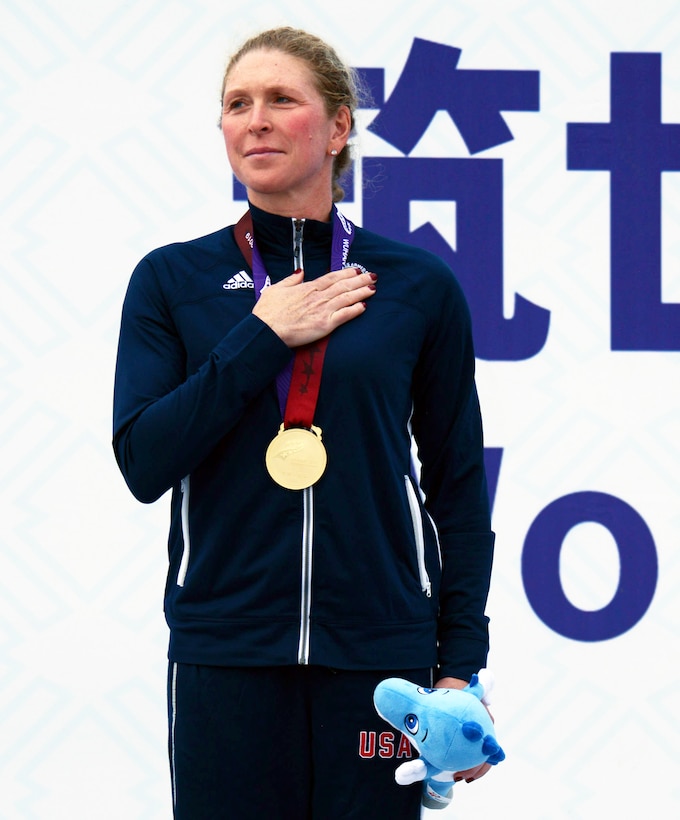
[223,270,254,290]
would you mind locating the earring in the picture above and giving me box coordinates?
[330,148,338,156]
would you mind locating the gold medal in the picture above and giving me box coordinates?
[265,424,327,490]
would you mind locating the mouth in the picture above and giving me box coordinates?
[245,147,282,157]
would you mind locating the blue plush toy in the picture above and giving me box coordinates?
[373,671,505,810]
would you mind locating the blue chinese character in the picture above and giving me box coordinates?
[568,52,680,351]
[361,38,548,361]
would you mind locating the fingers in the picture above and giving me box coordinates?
[312,267,377,297]
[328,272,377,310]
[453,761,492,784]
[279,269,305,287]
[281,266,372,290]
[275,268,377,313]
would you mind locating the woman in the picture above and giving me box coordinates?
[113,26,495,819]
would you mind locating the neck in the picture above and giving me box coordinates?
[246,190,334,223]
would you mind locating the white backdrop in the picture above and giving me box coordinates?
[1,0,679,817]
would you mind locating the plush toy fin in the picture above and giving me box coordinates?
[464,673,483,700]
[482,734,506,764]
[461,721,484,742]
[394,758,428,785]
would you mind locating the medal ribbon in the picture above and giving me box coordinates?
[234,206,355,429]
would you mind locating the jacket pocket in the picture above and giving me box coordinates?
[177,476,191,587]
[404,475,432,597]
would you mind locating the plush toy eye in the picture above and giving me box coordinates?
[404,714,419,735]
[417,687,436,695]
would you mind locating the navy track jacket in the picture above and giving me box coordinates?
[113,205,495,680]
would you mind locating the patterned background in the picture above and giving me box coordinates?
[1,0,678,817]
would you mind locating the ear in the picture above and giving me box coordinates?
[330,105,352,152]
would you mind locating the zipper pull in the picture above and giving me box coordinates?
[293,218,305,272]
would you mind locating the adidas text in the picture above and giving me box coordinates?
[223,271,254,290]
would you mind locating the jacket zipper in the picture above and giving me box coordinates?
[292,217,314,664]
[297,486,314,664]
[177,476,191,587]
[404,476,432,597]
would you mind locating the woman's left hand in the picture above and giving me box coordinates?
[434,676,493,784]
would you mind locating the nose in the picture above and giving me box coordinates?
[248,102,271,134]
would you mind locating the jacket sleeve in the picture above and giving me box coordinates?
[112,254,292,503]
[410,264,495,681]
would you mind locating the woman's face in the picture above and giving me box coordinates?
[221,48,350,218]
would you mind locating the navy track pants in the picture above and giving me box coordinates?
[168,663,433,819]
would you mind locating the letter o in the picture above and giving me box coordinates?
[521,491,657,641]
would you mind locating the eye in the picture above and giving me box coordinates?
[222,96,247,113]
[404,714,419,735]
[417,687,436,695]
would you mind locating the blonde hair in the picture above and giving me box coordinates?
[222,27,364,202]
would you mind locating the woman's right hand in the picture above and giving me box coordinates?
[252,267,377,347]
